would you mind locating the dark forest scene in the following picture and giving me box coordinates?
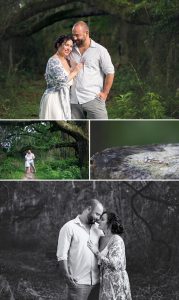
[0,181,178,299]
[0,1,179,119]
[0,121,89,179]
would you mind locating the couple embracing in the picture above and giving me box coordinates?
[39,21,114,120]
[57,199,132,300]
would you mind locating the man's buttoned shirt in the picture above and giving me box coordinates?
[69,40,115,104]
[57,216,103,285]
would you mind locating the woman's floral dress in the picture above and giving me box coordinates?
[39,56,72,120]
[99,234,132,300]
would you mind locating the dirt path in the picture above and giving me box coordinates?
[22,172,36,180]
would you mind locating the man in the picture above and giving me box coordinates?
[56,199,104,300]
[69,21,115,119]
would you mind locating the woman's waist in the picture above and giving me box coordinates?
[45,85,70,93]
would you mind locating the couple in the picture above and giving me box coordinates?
[39,21,115,120]
[25,150,36,173]
[56,199,132,300]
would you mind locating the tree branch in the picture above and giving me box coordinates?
[129,183,172,262]
[56,121,88,142]
[1,0,179,39]
[5,7,108,38]
[124,182,179,207]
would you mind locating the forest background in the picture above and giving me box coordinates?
[0,181,178,299]
[0,0,179,119]
[0,121,89,179]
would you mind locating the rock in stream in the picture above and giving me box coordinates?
[91,144,179,180]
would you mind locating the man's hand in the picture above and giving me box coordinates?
[98,73,114,101]
[64,274,78,287]
[87,240,99,256]
[58,260,77,287]
[97,92,108,101]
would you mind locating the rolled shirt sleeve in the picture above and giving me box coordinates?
[56,223,73,261]
[99,47,115,75]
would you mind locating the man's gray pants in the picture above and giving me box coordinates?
[67,283,100,300]
[71,98,108,119]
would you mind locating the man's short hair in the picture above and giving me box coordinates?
[85,199,102,210]
[73,21,89,32]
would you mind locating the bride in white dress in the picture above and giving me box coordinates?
[39,35,83,120]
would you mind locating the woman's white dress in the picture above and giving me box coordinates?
[39,56,73,120]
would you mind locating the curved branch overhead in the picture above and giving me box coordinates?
[9,0,78,24]
[56,121,88,142]
[2,0,179,39]
[6,7,108,38]
[3,0,108,38]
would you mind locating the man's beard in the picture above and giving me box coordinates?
[87,214,96,224]
[75,39,85,47]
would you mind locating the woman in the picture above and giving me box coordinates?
[88,212,132,300]
[39,35,83,119]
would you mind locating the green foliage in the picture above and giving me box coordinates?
[1,64,177,119]
[141,92,166,119]
[0,157,24,179]
[108,92,138,118]
[0,155,88,179]
[0,8,178,120]
[35,157,84,179]
[108,66,167,119]
[0,71,43,119]
[0,121,88,179]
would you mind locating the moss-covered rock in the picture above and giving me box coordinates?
[91,143,179,179]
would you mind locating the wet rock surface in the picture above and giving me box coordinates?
[91,144,179,180]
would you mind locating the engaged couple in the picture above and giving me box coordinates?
[39,21,115,120]
[25,149,36,174]
[57,199,132,300]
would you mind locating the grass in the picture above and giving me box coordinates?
[35,157,88,179]
[0,73,44,119]
[0,157,25,179]
[130,271,179,300]
[0,68,176,119]
[0,156,89,180]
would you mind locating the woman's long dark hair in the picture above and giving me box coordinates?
[103,211,124,235]
[54,35,74,50]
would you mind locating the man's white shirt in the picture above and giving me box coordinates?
[57,215,103,285]
[69,39,115,104]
